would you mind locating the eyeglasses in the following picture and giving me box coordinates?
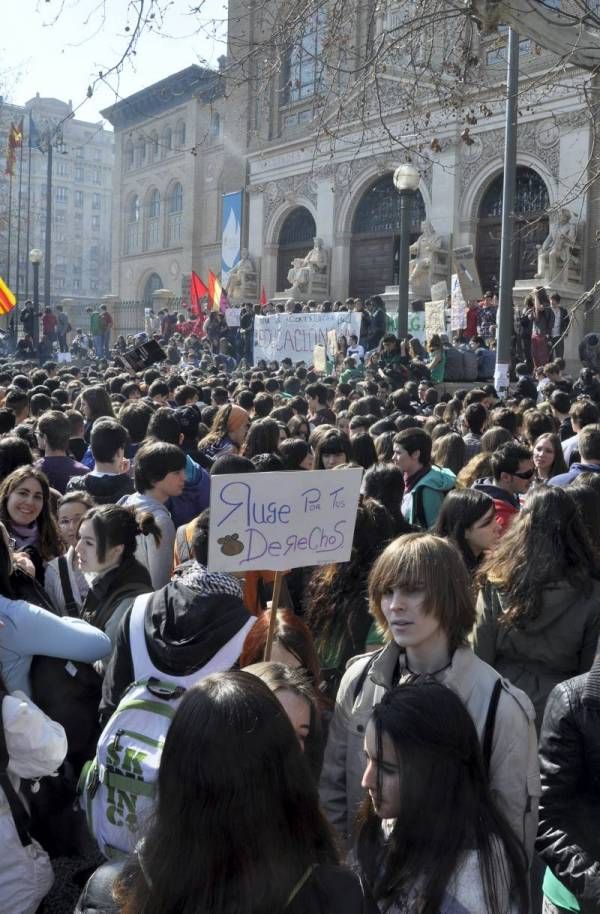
[511,468,535,480]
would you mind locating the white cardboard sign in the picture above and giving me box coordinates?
[253,312,362,365]
[208,468,363,572]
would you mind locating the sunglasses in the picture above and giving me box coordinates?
[511,468,535,480]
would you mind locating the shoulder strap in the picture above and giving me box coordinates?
[411,485,429,530]
[285,864,318,909]
[0,694,32,847]
[129,594,154,682]
[58,555,78,617]
[482,678,503,776]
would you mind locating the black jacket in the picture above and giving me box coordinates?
[66,471,134,505]
[100,563,252,723]
[75,860,378,914]
[536,657,600,913]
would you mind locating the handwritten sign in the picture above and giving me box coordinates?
[208,468,363,572]
[253,312,362,365]
[453,245,483,301]
[450,274,467,331]
[224,307,241,328]
[407,310,426,342]
[425,300,446,338]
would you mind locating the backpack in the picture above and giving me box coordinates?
[80,595,203,859]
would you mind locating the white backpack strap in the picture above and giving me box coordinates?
[129,594,155,681]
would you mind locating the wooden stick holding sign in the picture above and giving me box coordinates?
[263,571,283,661]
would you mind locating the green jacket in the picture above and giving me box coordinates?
[339,366,364,383]
[90,311,102,335]
[401,465,456,528]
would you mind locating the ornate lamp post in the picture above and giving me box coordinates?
[29,248,43,358]
[393,163,420,340]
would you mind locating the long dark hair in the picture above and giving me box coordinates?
[434,488,495,571]
[80,385,115,423]
[242,417,281,459]
[114,672,338,914]
[357,681,528,914]
[305,498,394,666]
[480,486,598,624]
[361,464,412,536]
[80,504,161,562]
[312,428,352,469]
[0,466,63,561]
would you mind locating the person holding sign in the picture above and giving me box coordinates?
[319,534,539,860]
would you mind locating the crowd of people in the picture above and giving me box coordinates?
[0,287,598,914]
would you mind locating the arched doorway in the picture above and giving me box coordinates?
[143,272,163,304]
[476,166,550,293]
[276,207,317,292]
[350,174,426,299]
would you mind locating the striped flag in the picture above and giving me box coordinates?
[208,270,222,312]
[190,271,208,316]
[0,277,16,315]
[5,120,23,177]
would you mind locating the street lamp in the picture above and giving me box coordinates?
[29,248,43,357]
[393,163,420,341]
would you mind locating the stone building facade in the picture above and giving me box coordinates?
[101,65,226,305]
[0,95,113,310]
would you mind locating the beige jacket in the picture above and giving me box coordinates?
[318,643,540,859]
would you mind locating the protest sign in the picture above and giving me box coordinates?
[450,273,467,331]
[327,328,338,359]
[253,311,361,365]
[224,308,241,328]
[424,300,446,338]
[313,344,326,372]
[452,245,483,301]
[208,468,363,573]
[407,310,426,342]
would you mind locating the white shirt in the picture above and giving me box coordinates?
[347,344,365,362]
[551,306,562,337]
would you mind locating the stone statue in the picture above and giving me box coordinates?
[225,249,256,301]
[285,238,329,297]
[301,236,328,273]
[409,221,443,298]
[535,208,578,282]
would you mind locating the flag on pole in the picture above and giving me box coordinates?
[5,120,23,177]
[260,286,267,307]
[208,270,222,312]
[190,271,208,315]
[0,277,16,315]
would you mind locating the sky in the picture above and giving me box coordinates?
[0,0,228,126]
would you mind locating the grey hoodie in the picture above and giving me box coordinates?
[117,492,175,589]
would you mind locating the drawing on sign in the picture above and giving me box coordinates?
[218,534,245,556]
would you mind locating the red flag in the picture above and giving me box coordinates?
[260,286,267,306]
[190,271,208,315]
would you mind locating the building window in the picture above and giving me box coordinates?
[75,165,84,181]
[55,277,65,290]
[92,167,102,185]
[54,211,66,224]
[55,255,66,271]
[92,193,101,210]
[90,245,99,260]
[168,182,183,213]
[148,131,159,162]
[57,160,69,177]
[75,211,83,223]
[284,9,327,103]
[128,195,140,223]
[72,279,81,290]
[75,190,84,208]
[125,140,134,170]
[210,112,220,138]
[90,280,99,291]
[91,215,100,232]
[75,146,84,158]
[73,262,82,275]
[148,188,161,219]
[162,127,172,157]
[56,186,68,203]
[135,141,145,168]
[125,195,140,253]
[175,120,186,149]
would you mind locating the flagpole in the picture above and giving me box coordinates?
[24,113,33,300]
[15,121,24,308]
[6,173,13,287]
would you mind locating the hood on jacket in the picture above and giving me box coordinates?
[68,472,134,505]
[144,561,252,676]
[415,465,456,492]
[549,462,600,487]
[83,556,152,630]
[117,491,173,520]
[473,478,520,509]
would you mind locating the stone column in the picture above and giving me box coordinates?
[261,244,278,299]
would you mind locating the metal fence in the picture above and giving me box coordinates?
[61,297,184,340]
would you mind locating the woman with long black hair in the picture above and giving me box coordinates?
[76,672,376,914]
[434,488,500,573]
[475,485,600,725]
[357,680,529,914]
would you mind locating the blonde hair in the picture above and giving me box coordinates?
[368,533,476,651]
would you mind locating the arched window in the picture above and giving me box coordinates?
[148,131,159,162]
[143,273,163,304]
[128,195,140,223]
[162,127,172,157]
[175,120,186,149]
[352,173,426,235]
[136,139,146,167]
[276,206,317,291]
[148,188,161,219]
[210,112,220,138]
[124,139,134,170]
[283,9,327,103]
[168,182,183,213]
[476,166,550,292]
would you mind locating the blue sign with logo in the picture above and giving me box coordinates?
[221,191,243,286]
